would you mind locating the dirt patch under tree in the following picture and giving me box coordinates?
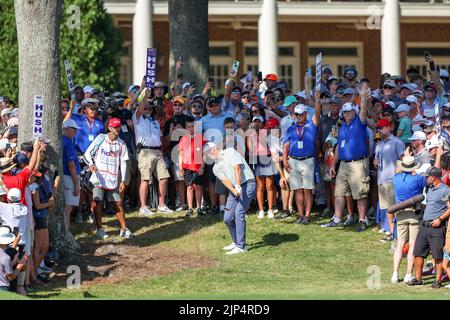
[49,242,216,288]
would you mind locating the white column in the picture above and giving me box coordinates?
[258,0,278,78]
[381,0,401,75]
[133,0,153,85]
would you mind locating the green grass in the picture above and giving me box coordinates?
[0,290,28,300]
[27,211,450,300]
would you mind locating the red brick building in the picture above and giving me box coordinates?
[105,0,450,92]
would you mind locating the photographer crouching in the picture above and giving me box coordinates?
[406,166,450,288]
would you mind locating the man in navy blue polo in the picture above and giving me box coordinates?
[322,82,370,231]
[283,91,322,225]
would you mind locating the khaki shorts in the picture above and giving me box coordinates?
[138,149,171,183]
[378,183,395,210]
[396,210,420,242]
[288,157,315,191]
[334,158,370,200]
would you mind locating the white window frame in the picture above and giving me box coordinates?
[406,42,450,79]
[209,41,236,93]
[120,41,132,88]
[243,41,300,91]
[307,41,364,79]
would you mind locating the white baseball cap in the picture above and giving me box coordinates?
[385,101,396,109]
[405,95,418,104]
[62,119,81,130]
[252,115,264,123]
[1,109,11,117]
[408,131,427,141]
[341,102,358,113]
[425,135,441,150]
[440,69,449,78]
[203,142,217,154]
[7,188,21,203]
[0,227,15,245]
[294,104,308,114]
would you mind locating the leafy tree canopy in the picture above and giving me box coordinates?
[0,0,123,102]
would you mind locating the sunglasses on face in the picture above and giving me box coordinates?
[383,86,394,90]
[192,104,203,109]
[425,89,434,92]
[174,103,183,107]
[251,110,259,113]
[232,91,241,95]
[242,95,249,99]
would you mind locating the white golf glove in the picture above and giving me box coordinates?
[234,184,242,195]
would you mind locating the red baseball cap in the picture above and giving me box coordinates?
[264,118,280,129]
[264,73,279,82]
[109,118,122,128]
[376,119,391,128]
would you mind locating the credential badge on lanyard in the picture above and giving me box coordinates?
[296,124,306,149]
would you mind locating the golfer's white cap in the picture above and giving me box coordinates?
[203,142,217,154]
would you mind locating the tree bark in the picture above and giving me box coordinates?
[15,0,78,255]
[168,0,210,89]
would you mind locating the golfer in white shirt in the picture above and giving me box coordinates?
[204,142,256,255]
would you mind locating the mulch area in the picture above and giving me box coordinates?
[47,242,216,288]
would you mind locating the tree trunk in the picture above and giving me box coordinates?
[168,0,210,89]
[15,0,78,256]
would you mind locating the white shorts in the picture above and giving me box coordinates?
[288,157,315,191]
[64,175,80,207]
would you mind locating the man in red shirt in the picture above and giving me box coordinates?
[2,139,42,205]
[178,117,205,217]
